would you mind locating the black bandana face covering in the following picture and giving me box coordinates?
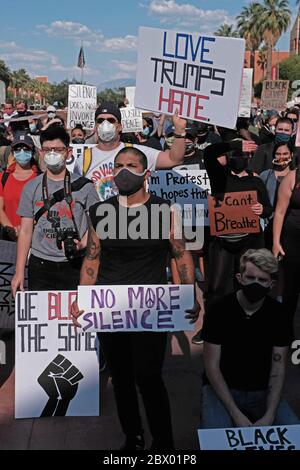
[114,168,146,196]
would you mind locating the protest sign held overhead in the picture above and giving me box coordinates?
[120,106,143,133]
[15,291,99,419]
[238,69,253,118]
[77,284,194,333]
[261,80,289,111]
[135,27,245,128]
[198,425,300,450]
[67,84,97,130]
[208,191,260,236]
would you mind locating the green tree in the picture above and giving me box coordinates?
[279,55,300,99]
[97,87,125,105]
[0,60,11,87]
[236,2,264,69]
[257,0,291,80]
[11,68,31,98]
[214,24,240,38]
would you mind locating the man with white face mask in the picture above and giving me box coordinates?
[11,126,99,296]
[74,102,187,201]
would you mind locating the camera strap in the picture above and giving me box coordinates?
[39,170,81,236]
[35,174,90,225]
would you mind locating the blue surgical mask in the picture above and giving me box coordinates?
[14,149,32,165]
[141,127,150,137]
[275,133,291,144]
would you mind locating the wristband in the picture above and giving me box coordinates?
[173,132,186,138]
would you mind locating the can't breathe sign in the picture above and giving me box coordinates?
[135,27,245,128]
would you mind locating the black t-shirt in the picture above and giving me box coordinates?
[175,149,206,170]
[89,194,171,285]
[202,292,292,391]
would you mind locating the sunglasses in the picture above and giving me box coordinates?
[96,117,118,124]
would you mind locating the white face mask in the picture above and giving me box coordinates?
[97,120,117,142]
[48,112,56,119]
[44,151,65,172]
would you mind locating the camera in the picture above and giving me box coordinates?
[56,228,78,260]
[0,226,17,242]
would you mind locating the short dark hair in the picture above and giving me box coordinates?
[275,117,293,129]
[272,141,294,159]
[286,107,299,118]
[114,146,148,170]
[72,124,86,135]
[5,99,14,106]
[40,126,70,147]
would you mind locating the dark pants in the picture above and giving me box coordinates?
[282,233,300,329]
[98,331,174,449]
[206,233,264,311]
[28,254,81,291]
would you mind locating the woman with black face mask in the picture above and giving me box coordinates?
[202,139,273,313]
[260,142,293,250]
[71,124,86,144]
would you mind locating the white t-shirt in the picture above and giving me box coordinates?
[73,143,160,201]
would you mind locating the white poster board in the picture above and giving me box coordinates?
[149,170,211,226]
[15,291,99,419]
[135,27,245,128]
[67,143,96,172]
[125,86,136,106]
[198,425,300,450]
[67,84,97,130]
[0,80,5,105]
[238,68,253,118]
[77,285,194,332]
[120,107,143,133]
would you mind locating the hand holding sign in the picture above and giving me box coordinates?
[70,300,84,330]
[185,298,200,324]
[251,202,263,216]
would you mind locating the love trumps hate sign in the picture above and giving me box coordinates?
[135,27,245,128]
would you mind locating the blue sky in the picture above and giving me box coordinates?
[0,0,298,86]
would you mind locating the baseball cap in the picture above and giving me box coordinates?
[11,133,34,150]
[185,124,198,140]
[95,103,122,123]
[47,105,56,113]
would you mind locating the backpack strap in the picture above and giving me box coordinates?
[83,147,92,176]
[1,172,10,189]
[34,177,91,225]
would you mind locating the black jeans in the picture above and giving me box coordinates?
[28,254,81,291]
[98,331,174,449]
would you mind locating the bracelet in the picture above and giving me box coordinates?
[173,132,186,138]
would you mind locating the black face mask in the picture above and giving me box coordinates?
[197,133,208,144]
[17,111,26,117]
[114,168,146,196]
[241,282,270,303]
[228,156,248,174]
[72,138,85,144]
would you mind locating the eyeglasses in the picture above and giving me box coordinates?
[96,117,118,124]
[41,146,67,152]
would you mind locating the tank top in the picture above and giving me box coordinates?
[284,169,300,235]
[89,194,171,285]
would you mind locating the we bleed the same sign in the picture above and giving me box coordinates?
[208,191,260,236]
[77,285,194,332]
[135,27,245,128]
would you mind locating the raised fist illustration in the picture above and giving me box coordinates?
[37,354,84,417]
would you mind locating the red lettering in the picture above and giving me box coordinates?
[48,292,61,320]
[158,86,209,121]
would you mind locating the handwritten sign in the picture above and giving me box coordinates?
[120,106,143,133]
[198,425,300,450]
[261,80,289,111]
[135,27,245,128]
[67,84,97,130]
[77,285,194,333]
[238,69,253,118]
[15,291,99,419]
[149,170,210,226]
[208,191,259,236]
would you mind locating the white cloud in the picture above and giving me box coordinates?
[39,21,138,52]
[111,60,137,73]
[147,0,235,32]
[0,41,18,49]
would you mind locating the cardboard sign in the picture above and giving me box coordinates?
[120,106,143,133]
[198,425,300,450]
[67,84,97,130]
[15,291,99,419]
[149,170,211,226]
[238,69,253,118]
[135,27,245,128]
[77,284,194,333]
[261,80,289,111]
[208,191,260,236]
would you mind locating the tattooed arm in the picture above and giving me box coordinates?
[169,210,200,323]
[253,346,288,427]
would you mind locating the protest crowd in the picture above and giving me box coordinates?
[1,57,300,451]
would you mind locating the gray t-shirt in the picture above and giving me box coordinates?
[17,172,99,262]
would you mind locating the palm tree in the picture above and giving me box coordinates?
[215,24,240,38]
[236,2,264,69]
[0,60,12,88]
[257,0,291,80]
[11,69,31,98]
